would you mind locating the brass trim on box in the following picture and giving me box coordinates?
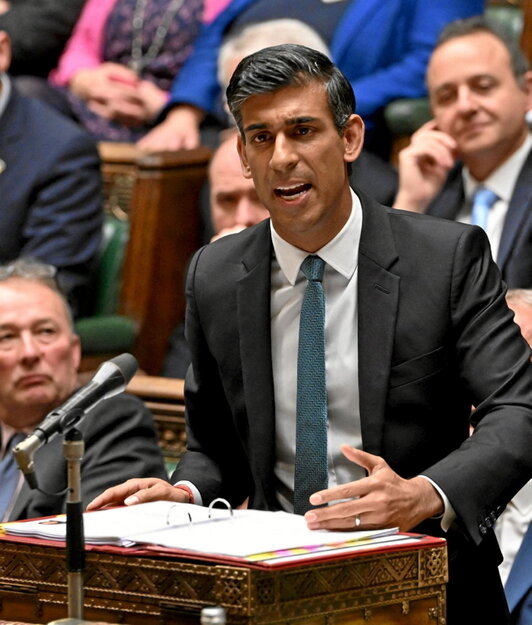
[0,540,447,625]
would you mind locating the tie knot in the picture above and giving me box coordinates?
[301,255,325,282]
[472,187,498,209]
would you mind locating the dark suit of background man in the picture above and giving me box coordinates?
[0,0,85,77]
[395,16,532,288]
[89,44,532,625]
[0,30,102,317]
[0,259,167,522]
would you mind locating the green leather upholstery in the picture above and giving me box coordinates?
[384,5,524,141]
[75,214,138,355]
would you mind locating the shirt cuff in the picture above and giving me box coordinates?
[174,480,203,506]
[418,475,456,531]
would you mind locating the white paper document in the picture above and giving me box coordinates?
[3,501,400,559]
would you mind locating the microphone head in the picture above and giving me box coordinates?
[108,353,138,384]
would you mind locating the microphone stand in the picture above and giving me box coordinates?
[48,423,94,625]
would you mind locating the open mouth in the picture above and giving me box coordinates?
[274,183,311,200]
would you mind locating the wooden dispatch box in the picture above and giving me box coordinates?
[0,534,447,625]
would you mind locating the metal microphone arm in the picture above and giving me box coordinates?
[13,353,138,490]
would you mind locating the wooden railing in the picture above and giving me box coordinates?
[99,143,212,375]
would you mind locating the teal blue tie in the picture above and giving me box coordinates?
[471,187,498,232]
[294,255,328,515]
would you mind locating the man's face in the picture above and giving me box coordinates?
[427,32,532,166]
[209,136,269,236]
[237,81,363,252]
[0,279,80,429]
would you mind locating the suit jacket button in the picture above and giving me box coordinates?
[479,523,487,535]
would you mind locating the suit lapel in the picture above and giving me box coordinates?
[9,479,31,520]
[8,441,57,521]
[236,224,277,501]
[0,85,24,145]
[426,165,465,220]
[496,149,532,270]
[357,194,400,455]
[0,87,25,186]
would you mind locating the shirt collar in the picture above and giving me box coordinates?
[270,188,362,285]
[0,73,12,120]
[463,133,532,203]
[0,421,16,457]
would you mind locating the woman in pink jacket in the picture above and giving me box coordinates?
[48,0,227,141]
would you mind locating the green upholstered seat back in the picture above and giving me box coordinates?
[92,214,129,316]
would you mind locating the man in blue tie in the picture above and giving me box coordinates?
[90,43,532,624]
[498,289,532,625]
[395,16,532,288]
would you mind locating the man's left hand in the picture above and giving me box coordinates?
[305,445,444,532]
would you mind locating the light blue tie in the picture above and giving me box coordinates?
[0,432,25,520]
[294,255,328,515]
[505,522,532,617]
[471,187,498,232]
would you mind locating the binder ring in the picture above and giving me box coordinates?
[166,505,193,526]
[208,498,233,519]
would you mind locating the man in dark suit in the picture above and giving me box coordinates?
[0,30,102,316]
[89,44,532,624]
[0,259,167,521]
[395,16,532,288]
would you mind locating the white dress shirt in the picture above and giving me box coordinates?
[459,134,532,260]
[270,189,364,511]
[495,479,532,586]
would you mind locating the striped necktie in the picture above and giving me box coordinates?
[294,255,328,515]
[0,432,25,520]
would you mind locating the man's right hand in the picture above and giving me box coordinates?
[86,478,188,510]
[394,120,458,213]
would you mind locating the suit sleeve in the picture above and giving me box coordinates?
[422,226,532,545]
[78,393,169,508]
[171,246,253,507]
[20,129,103,316]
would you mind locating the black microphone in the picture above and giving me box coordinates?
[13,353,138,488]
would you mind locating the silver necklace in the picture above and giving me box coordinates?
[130,0,185,74]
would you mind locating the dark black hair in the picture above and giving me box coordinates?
[226,43,356,139]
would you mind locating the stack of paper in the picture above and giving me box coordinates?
[3,501,410,564]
